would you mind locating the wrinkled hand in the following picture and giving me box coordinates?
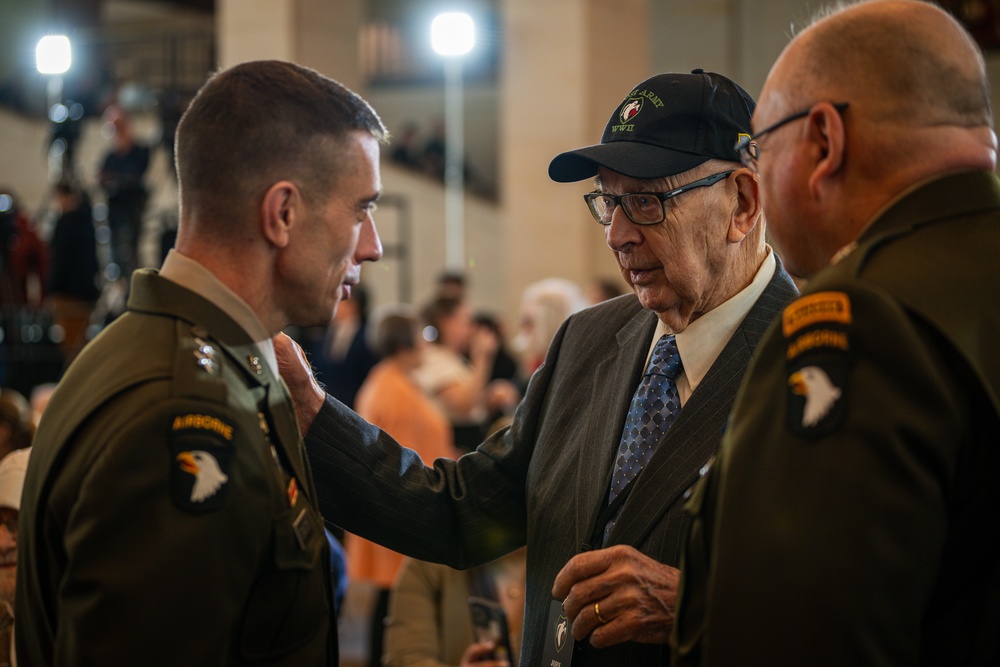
[460,641,510,667]
[551,545,679,648]
[273,333,326,435]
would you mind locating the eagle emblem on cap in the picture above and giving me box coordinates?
[620,98,642,124]
[788,366,842,427]
[176,450,229,502]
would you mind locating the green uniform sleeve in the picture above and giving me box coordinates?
[701,283,968,665]
[53,396,274,665]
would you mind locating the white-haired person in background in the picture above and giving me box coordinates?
[0,447,30,667]
[513,278,588,380]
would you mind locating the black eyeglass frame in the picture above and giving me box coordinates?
[583,170,735,226]
[735,102,850,170]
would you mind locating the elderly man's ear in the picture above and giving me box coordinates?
[727,169,762,243]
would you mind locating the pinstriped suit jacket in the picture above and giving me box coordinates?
[305,259,797,667]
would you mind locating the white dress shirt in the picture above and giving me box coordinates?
[647,247,777,405]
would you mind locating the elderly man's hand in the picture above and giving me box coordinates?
[551,545,679,648]
[273,333,327,435]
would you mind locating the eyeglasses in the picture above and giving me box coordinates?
[583,170,734,226]
[736,102,849,173]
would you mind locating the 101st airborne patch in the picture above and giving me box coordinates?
[782,292,852,438]
[170,412,235,512]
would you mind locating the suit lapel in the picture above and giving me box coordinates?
[575,309,659,549]
[609,329,753,545]
[609,259,798,546]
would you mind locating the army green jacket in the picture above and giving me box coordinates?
[675,170,1000,666]
[16,269,335,666]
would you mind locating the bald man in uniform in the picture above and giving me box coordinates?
[674,1,1000,665]
[16,61,386,666]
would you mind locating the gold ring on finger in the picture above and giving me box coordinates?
[594,601,608,624]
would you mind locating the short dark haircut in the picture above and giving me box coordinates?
[371,313,418,358]
[436,271,466,298]
[420,295,463,336]
[175,60,388,226]
[438,271,466,288]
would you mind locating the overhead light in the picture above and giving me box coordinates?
[36,35,72,75]
[431,13,475,57]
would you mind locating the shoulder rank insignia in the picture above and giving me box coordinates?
[248,354,263,376]
[193,336,218,375]
[783,292,851,438]
[170,412,234,512]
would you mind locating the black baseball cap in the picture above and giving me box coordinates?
[548,69,755,182]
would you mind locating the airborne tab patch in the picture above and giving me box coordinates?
[172,413,234,440]
[783,292,851,438]
[782,291,851,337]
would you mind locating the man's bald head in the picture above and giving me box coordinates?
[753,0,997,278]
[785,0,991,129]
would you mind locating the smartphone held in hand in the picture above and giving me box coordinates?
[468,596,514,661]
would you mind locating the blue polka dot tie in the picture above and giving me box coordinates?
[605,334,683,540]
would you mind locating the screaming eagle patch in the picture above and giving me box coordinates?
[170,412,235,512]
[782,292,851,438]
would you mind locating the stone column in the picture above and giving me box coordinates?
[216,0,362,91]
[499,0,650,321]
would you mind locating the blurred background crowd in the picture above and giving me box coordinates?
[3,0,998,665]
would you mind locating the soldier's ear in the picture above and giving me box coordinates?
[806,103,846,201]
[261,181,299,249]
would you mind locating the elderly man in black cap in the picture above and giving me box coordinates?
[277,70,797,666]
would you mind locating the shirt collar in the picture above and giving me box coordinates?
[648,247,776,400]
[160,249,278,377]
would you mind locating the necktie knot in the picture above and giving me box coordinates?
[647,334,682,380]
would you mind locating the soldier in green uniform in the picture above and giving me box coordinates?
[674,2,1000,665]
[15,60,387,666]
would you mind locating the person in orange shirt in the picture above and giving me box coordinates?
[346,306,458,667]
